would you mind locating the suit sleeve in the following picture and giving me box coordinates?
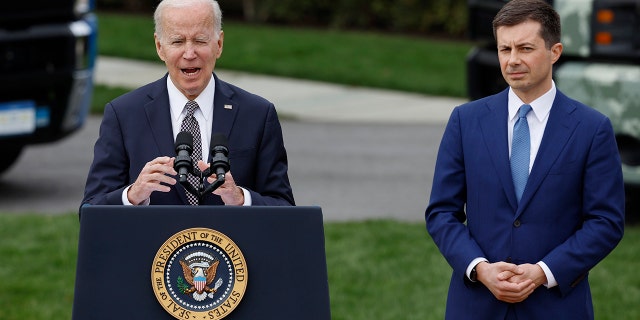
[426,107,486,276]
[245,104,295,206]
[82,102,130,205]
[542,116,624,296]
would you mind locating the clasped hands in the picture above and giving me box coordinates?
[127,156,244,206]
[475,261,548,303]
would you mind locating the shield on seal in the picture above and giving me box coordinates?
[194,275,206,292]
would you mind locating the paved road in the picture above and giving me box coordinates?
[0,116,444,221]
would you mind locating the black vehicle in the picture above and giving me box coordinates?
[0,0,98,174]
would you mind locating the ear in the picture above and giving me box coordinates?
[215,31,224,59]
[550,42,563,64]
[155,33,166,61]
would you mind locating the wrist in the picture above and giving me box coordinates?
[473,261,489,283]
[467,258,488,282]
[126,184,141,205]
[235,186,245,205]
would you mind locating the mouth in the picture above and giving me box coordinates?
[181,68,201,76]
[507,71,527,80]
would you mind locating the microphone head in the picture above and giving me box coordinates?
[211,133,228,149]
[209,133,230,175]
[175,131,193,152]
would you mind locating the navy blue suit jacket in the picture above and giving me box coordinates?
[83,73,294,206]
[426,88,624,319]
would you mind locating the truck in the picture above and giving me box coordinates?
[466,0,640,223]
[0,0,98,174]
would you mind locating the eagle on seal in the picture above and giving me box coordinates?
[179,259,220,301]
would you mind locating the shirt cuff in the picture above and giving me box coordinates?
[239,187,252,206]
[122,185,150,206]
[466,257,489,281]
[537,261,558,288]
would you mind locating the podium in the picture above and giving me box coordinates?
[72,205,331,320]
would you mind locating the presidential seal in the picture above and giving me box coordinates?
[151,228,248,320]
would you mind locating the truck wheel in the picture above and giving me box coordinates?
[0,145,23,175]
[624,184,640,225]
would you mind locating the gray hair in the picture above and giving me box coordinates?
[154,0,223,40]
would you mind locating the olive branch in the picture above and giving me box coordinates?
[176,276,190,294]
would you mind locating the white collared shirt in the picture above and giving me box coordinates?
[167,74,215,161]
[507,82,556,173]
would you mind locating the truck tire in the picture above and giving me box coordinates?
[0,145,23,175]
[625,184,640,225]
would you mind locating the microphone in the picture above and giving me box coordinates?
[201,133,230,196]
[174,131,193,183]
[209,133,230,180]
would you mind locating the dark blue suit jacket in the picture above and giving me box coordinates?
[83,73,294,206]
[426,88,624,319]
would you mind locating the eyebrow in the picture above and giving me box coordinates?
[498,41,537,48]
[166,35,184,41]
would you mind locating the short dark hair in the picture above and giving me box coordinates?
[492,0,561,49]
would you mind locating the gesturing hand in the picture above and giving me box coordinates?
[128,156,176,205]
[197,160,245,206]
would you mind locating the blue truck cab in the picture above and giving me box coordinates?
[0,0,98,174]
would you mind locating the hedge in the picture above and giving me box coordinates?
[97,0,468,37]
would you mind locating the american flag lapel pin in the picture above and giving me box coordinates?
[224,104,233,110]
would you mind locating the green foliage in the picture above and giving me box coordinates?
[325,220,448,319]
[97,13,472,98]
[590,229,640,319]
[99,0,468,37]
[91,85,130,114]
[219,0,468,36]
[0,214,638,319]
[96,13,158,61]
[0,214,79,319]
[177,276,189,294]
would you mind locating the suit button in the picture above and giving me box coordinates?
[513,220,521,227]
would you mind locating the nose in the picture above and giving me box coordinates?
[508,50,521,66]
[183,42,197,59]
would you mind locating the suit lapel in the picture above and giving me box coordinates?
[517,91,579,216]
[209,75,239,161]
[478,90,519,210]
[144,76,175,159]
[143,74,190,204]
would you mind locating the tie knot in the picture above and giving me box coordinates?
[185,100,199,116]
[518,104,532,118]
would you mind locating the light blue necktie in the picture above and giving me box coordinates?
[511,104,532,203]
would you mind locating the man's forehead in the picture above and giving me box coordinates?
[162,20,215,40]
[161,5,214,29]
[496,21,543,45]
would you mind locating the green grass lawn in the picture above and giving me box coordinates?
[0,214,638,319]
[96,12,472,98]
